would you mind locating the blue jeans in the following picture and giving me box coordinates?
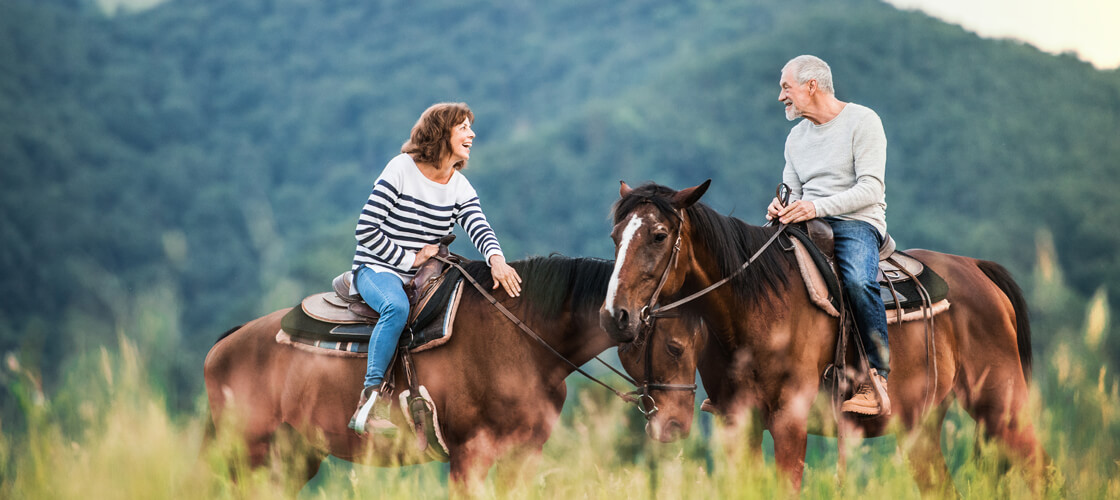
[354,266,410,389]
[827,218,891,379]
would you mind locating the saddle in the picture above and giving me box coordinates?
[785,219,950,323]
[281,235,463,351]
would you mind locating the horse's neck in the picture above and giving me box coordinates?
[500,296,614,386]
[684,222,785,350]
[561,302,615,367]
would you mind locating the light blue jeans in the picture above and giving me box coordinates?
[354,266,410,389]
[827,218,891,379]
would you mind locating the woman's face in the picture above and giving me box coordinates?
[447,117,475,163]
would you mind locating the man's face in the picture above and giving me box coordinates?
[778,69,811,121]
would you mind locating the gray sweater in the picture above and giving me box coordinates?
[782,102,887,236]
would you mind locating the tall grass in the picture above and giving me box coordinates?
[2,331,1115,499]
[2,243,1118,498]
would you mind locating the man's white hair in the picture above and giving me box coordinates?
[782,55,834,94]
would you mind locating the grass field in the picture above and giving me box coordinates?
[2,259,1118,498]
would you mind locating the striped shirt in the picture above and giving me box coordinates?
[352,153,504,284]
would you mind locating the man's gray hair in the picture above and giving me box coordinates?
[783,55,834,94]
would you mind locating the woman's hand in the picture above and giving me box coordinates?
[411,244,440,268]
[488,255,522,297]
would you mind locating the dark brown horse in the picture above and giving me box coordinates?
[205,255,665,494]
[601,180,1044,493]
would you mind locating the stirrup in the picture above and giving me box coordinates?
[349,387,376,433]
[349,387,397,436]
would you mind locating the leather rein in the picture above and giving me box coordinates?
[432,255,663,417]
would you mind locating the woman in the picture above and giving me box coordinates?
[348,102,522,435]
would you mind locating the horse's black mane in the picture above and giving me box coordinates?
[460,255,614,319]
[611,182,791,310]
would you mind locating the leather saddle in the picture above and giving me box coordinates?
[785,219,949,317]
[281,235,463,346]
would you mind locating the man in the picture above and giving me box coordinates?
[766,55,891,416]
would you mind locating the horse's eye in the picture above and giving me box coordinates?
[666,341,684,358]
[653,232,669,243]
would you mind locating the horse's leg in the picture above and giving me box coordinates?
[269,424,328,494]
[899,400,956,497]
[835,415,861,488]
[746,407,766,460]
[767,401,810,491]
[448,431,501,498]
[960,370,1047,481]
[715,393,766,465]
[493,445,544,497]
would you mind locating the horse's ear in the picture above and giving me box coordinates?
[671,179,711,209]
[619,180,633,198]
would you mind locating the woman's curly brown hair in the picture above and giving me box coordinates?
[401,102,475,170]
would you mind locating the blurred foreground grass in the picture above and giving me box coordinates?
[1,328,1117,499]
[3,242,1120,498]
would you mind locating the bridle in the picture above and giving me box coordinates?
[624,185,792,416]
[433,254,667,420]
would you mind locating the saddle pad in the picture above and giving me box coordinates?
[790,238,841,317]
[878,251,949,309]
[280,279,464,350]
[277,330,367,357]
[885,299,951,325]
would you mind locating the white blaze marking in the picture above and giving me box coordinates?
[605,214,645,315]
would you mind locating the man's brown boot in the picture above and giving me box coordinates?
[348,386,399,436]
[841,369,891,416]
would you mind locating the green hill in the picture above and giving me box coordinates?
[2,0,1118,402]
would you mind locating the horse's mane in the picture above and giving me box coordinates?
[611,182,792,311]
[460,255,614,320]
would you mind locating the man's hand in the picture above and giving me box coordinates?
[766,196,784,221]
[776,200,817,224]
[489,255,522,297]
[411,244,440,268]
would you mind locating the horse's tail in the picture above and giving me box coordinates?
[976,260,1032,381]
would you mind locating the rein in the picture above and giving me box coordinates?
[640,184,793,326]
[433,255,656,415]
[640,221,787,326]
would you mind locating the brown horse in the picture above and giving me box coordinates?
[600,180,1044,494]
[204,255,664,494]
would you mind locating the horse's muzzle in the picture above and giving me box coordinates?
[599,306,638,342]
[646,418,687,443]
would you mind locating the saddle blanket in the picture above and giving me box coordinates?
[278,278,464,357]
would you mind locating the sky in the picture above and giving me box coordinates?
[885,0,1120,69]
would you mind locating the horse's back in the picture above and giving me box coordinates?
[902,249,1019,323]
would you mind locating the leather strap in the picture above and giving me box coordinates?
[434,255,643,406]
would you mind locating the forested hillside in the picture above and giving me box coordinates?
[2,0,1119,407]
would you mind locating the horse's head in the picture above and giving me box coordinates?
[617,313,706,442]
[600,179,711,343]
